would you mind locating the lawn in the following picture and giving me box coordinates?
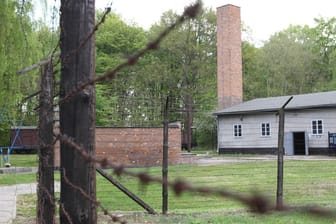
[0,155,38,185]
[5,157,336,223]
[96,161,336,212]
[0,154,38,167]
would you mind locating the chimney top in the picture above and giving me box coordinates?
[217,4,240,9]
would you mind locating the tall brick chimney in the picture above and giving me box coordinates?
[217,4,242,110]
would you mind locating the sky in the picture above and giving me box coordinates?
[96,0,336,44]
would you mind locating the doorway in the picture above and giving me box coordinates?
[293,132,305,155]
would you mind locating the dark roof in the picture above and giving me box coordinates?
[214,91,336,116]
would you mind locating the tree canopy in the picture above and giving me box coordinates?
[1,1,336,147]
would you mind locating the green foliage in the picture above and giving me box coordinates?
[0,0,48,130]
[242,41,261,100]
[193,113,217,148]
[95,7,218,135]
[257,27,317,96]
[94,10,336,146]
[95,11,151,126]
[146,6,217,144]
[2,1,336,136]
[245,18,336,98]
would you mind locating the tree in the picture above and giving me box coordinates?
[311,17,336,90]
[0,0,43,143]
[248,18,336,98]
[254,25,320,97]
[95,12,148,126]
[242,41,261,100]
[148,6,217,150]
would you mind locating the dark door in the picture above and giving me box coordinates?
[293,132,305,155]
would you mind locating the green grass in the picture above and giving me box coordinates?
[13,196,335,224]
[6,159,336,223]
[0,155,38,185]
[96,161,336,213]
[1,154,38,167]
[0,173,37,185]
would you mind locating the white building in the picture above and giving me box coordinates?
[214,91,336,155]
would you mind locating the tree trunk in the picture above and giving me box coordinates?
[59,0,96,223]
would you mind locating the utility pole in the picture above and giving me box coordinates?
[59,0,97,223]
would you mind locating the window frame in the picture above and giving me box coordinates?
[311,119,323,135]
[233,124,242,137]
[261,122,271,137]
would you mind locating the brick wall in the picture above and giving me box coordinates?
[54,124,182,168]
[217,4,242,110]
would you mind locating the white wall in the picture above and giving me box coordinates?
[217,108,336,150]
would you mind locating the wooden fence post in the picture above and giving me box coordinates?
[59,0,97,223]
[276,96,293,209]
[162,96,169,214]
[37,61,55,223]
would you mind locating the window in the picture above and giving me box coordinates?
[233,124,242,137]
[312,120,323,135]
[261,123,271,136]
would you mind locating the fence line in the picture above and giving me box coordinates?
[7,0,334,223]
[36,2,202,223]
[58,133,336,218]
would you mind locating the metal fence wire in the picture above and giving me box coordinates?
[3,1,336,224]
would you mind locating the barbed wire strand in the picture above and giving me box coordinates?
[60,203,73,224]
[61,5,112,66]
[62,169,127,224]
[49,3,200,223]
[58,2,201,105]
[58,133,336,219]
[34,0,336,222]
[49,1,112,70]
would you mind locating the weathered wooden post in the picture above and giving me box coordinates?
[276,96,293,209]
[185,95,192,152]
[37,61,55,223]
[162,96,169,214]
[59,0,97,223]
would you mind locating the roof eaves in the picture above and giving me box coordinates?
[214,104,336,116]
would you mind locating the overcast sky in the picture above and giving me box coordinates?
[96,0,336,44]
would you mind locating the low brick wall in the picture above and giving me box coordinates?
[54,124,182,167]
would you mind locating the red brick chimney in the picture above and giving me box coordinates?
[217,4,242,110]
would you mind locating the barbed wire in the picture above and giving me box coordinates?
[62,169,127,224]
[59,2,201,104]
[37,185,57,223]
[61,6,112,66]
[31,0,336,223]
[36,2,202,223]
[57,132,336,219]
[60,203,73,224]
